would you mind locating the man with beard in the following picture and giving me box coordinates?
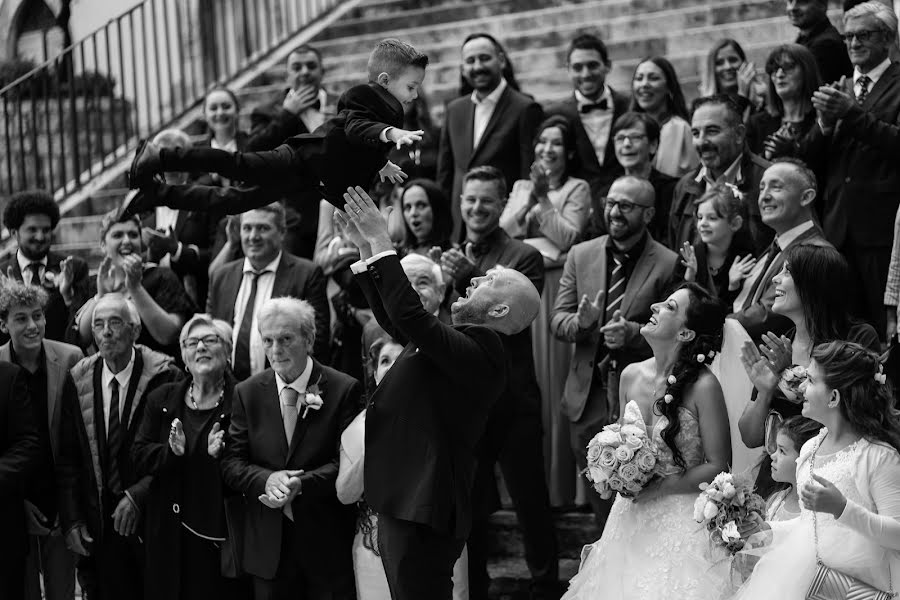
[0,191,90,344]
[333,185,541,600]
[550,175,677,526]
[669,95,772,254]
[437,33,543,241]
[437,166,558,600]
[788,0,852,84]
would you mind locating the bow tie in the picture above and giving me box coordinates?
[580,99,609,114]
[467,241,491,259]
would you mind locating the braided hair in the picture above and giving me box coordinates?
[653,282,727,470]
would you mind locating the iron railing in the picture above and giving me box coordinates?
[0,0,342,198]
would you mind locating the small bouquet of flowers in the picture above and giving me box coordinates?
[584,423,659,499]
[777,364,808,404]
[693,472,766,555]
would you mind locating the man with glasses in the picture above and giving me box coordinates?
[57,294,178,600]
[787,0,852,84]
[670,95,772,254]
[551,175,677,527]
[804,1,900,342]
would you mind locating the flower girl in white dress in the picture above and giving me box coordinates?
[732,341,900,599]
[562,283,733,599]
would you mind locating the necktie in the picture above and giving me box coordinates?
[745,242,781,308]
[580,99,609,114]
[27,263,42,286]
[281,387,300,521]
[233,271,262,380]
[106,378,123,496]
[856,75,871,104]
[604,253,628,323]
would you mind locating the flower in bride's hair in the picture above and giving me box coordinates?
[664,394,674,404]
[614,445,635,463]
[618,462,641,483]
[635,448,657,472]
[598,447,618,469]
[667,375,677,385]
[697,353,706,363]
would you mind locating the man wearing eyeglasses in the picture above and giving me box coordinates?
[788,0,852,84]
[804,1,900,343]
[57,293,178,600]
[551,175,678,527]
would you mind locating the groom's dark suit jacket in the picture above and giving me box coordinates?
[355,253,508,540]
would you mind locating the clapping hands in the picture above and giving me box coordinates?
[728,255,757,291]
[96,257,126,296]
[259,469,304,508]
[207,422,225,458]
[576,290,605,329]
[680,242,698,282]
[440,246,477,284]
[168,418,186,456]
[740,340,780,395]
[812,77,855,129]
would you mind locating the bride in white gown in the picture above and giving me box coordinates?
[563,283,733,599]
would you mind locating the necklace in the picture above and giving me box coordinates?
[189,380,225,410]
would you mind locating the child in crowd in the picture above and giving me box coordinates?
[761,416,821,523]
[679,184,757,303]
[122,38,428,218]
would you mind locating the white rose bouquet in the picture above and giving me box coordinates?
[584,423,660,499]
[693,471,766,555]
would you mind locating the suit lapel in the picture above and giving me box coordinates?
[287,360,327,461]
[44,342,65,457]
[567,95,601,171]
[458,99,475,167]
[272,255,294,299]
[223,263,244,324]
[261,374,290,459]
[621,241,655,316]
[173,210,190,239]
[862,63,899,111]
[602,88,626,168]
[590,240,610,318]
[471,86,512,162]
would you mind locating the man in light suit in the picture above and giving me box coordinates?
[206,203,330,379]
[546,33,630,204]
[0,281,83,600]
[550,176,677,526]
[437,33,543,241]
[221,297,359,600]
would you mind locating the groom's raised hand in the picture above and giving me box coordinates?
[343,186,393,255]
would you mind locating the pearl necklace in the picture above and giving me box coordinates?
[189,380,225,410]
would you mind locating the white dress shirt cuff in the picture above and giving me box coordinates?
[351,250,397,274]
[350,260,368,275]
[379,127,393,143]
[367,250,397,264]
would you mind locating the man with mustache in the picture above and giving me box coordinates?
[669,95,772,253]
[437,33,543,241]
[787,0,852,84]
[551,175,677,527]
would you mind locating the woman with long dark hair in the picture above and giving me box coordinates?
[630,56,698,177]
[732,340,900,599]
[699,39,763,119]
[562,283,732,599]
[739,244,880,496]
[397,178,454,256]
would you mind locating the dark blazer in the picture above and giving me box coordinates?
[131,376,238,599]
[670,151,773,254]
[220,361,359,581]
[0,251,90,344]
[731,223,833,340]
[796,19,852,86]
[247,89,338,151]
[545,88,631,202]
[206,252,331,361]
[0,362,41,566]
[355,254,508,539]
[801,62,900,250]
[550,234,678,421]
[437,85,543,240]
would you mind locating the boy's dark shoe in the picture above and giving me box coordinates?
[127,139,161,189]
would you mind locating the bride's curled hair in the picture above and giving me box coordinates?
[654,283,727,469]
[811,341,900,454]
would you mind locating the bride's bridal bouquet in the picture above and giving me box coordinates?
[693,472,766,555]
[584,423,659,499]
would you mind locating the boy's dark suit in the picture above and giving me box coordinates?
[220,361,359,600]
[354,253,509,600]
[0,363,41,600]
[130,83,402,213]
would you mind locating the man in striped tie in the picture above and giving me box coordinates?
[551,175,678,527]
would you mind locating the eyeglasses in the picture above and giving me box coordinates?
[841,29,885,43]
[766,61,798,75]
[182,335,223,350]
[603,198,653,214]
[613,133,648,145]
[92,318,127,333]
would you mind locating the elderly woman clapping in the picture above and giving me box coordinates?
[132,315,246,600]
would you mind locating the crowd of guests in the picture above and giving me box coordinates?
[2,0,900,599]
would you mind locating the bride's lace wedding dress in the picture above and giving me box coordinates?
[562,400,730,599]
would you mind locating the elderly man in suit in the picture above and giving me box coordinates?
[546,33,630,204]
[0,281,83,600]
[803,1,900,340]
[0,362,41,600]
[0,190,90,344]
[730,158,832,341]
[206,203,330,380]
[670,95,772,253]
[333,186,541,600]
[550,175,677,526]
[437,33,543,241]
[221,297,359,600]
[57,293,178,600]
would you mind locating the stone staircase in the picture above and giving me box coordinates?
[44,0,841,267]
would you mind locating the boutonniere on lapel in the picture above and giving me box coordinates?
[302,374,324,419]
[41,269,58,290]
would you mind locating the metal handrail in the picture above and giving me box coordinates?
[0,0,343,199]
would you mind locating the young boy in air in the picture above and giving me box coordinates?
[122,38,427,217]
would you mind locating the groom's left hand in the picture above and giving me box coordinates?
[343,186,393,254]
[800,474,847,518]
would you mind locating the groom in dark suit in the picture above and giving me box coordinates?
[221,297,359,600]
